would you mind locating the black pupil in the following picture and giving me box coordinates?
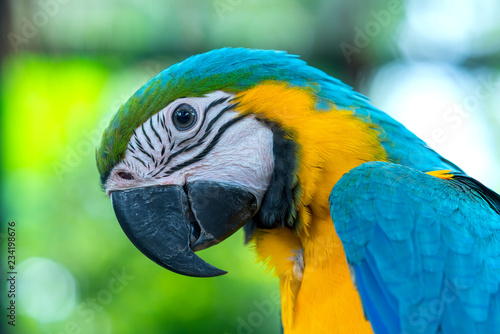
[173,105,196,130]
[118,172,134,180]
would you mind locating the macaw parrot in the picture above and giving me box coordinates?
[96,48,500,333]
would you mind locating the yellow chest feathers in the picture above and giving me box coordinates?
[235,83,386,333]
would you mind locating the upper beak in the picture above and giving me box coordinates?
[110,181,258,277]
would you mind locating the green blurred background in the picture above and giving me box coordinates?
[1,0,499,333]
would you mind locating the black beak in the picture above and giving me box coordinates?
[110,181,258,277]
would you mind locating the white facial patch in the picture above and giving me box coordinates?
[105,91,275,206]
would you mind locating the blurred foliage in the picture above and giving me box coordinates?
[1,0,499,334]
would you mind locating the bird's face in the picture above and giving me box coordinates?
[104,91,275,277]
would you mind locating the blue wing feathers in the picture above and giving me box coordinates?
[330,161,500,333]
[416,221,441,256]
[421,242,448,273]
[367,225,417,284]
[441,224,474,254]
[354,261,401,334]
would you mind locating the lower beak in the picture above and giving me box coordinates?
[110,181,257,277]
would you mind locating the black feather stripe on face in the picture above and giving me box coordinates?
[125,97,237,179]
[150,118,163,144]
[243,123,301,242]
[163,114,248,176]
[177,96,229,147]
[150,100,237,176]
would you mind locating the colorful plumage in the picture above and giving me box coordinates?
[96,48,500,333]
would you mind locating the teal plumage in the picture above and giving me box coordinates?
[330,162,500,333]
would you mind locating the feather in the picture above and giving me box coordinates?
[330,161,500,333]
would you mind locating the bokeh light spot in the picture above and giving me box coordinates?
[17,257,77,323]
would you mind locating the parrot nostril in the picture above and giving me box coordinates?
[118,172,134,180]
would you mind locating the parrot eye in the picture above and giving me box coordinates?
[117,171,134,180]
[172,104,197,131]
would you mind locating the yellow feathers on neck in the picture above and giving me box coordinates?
[234,82,385,333]
[235,82,386,234]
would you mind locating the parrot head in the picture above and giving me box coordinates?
[96,48,375,277]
